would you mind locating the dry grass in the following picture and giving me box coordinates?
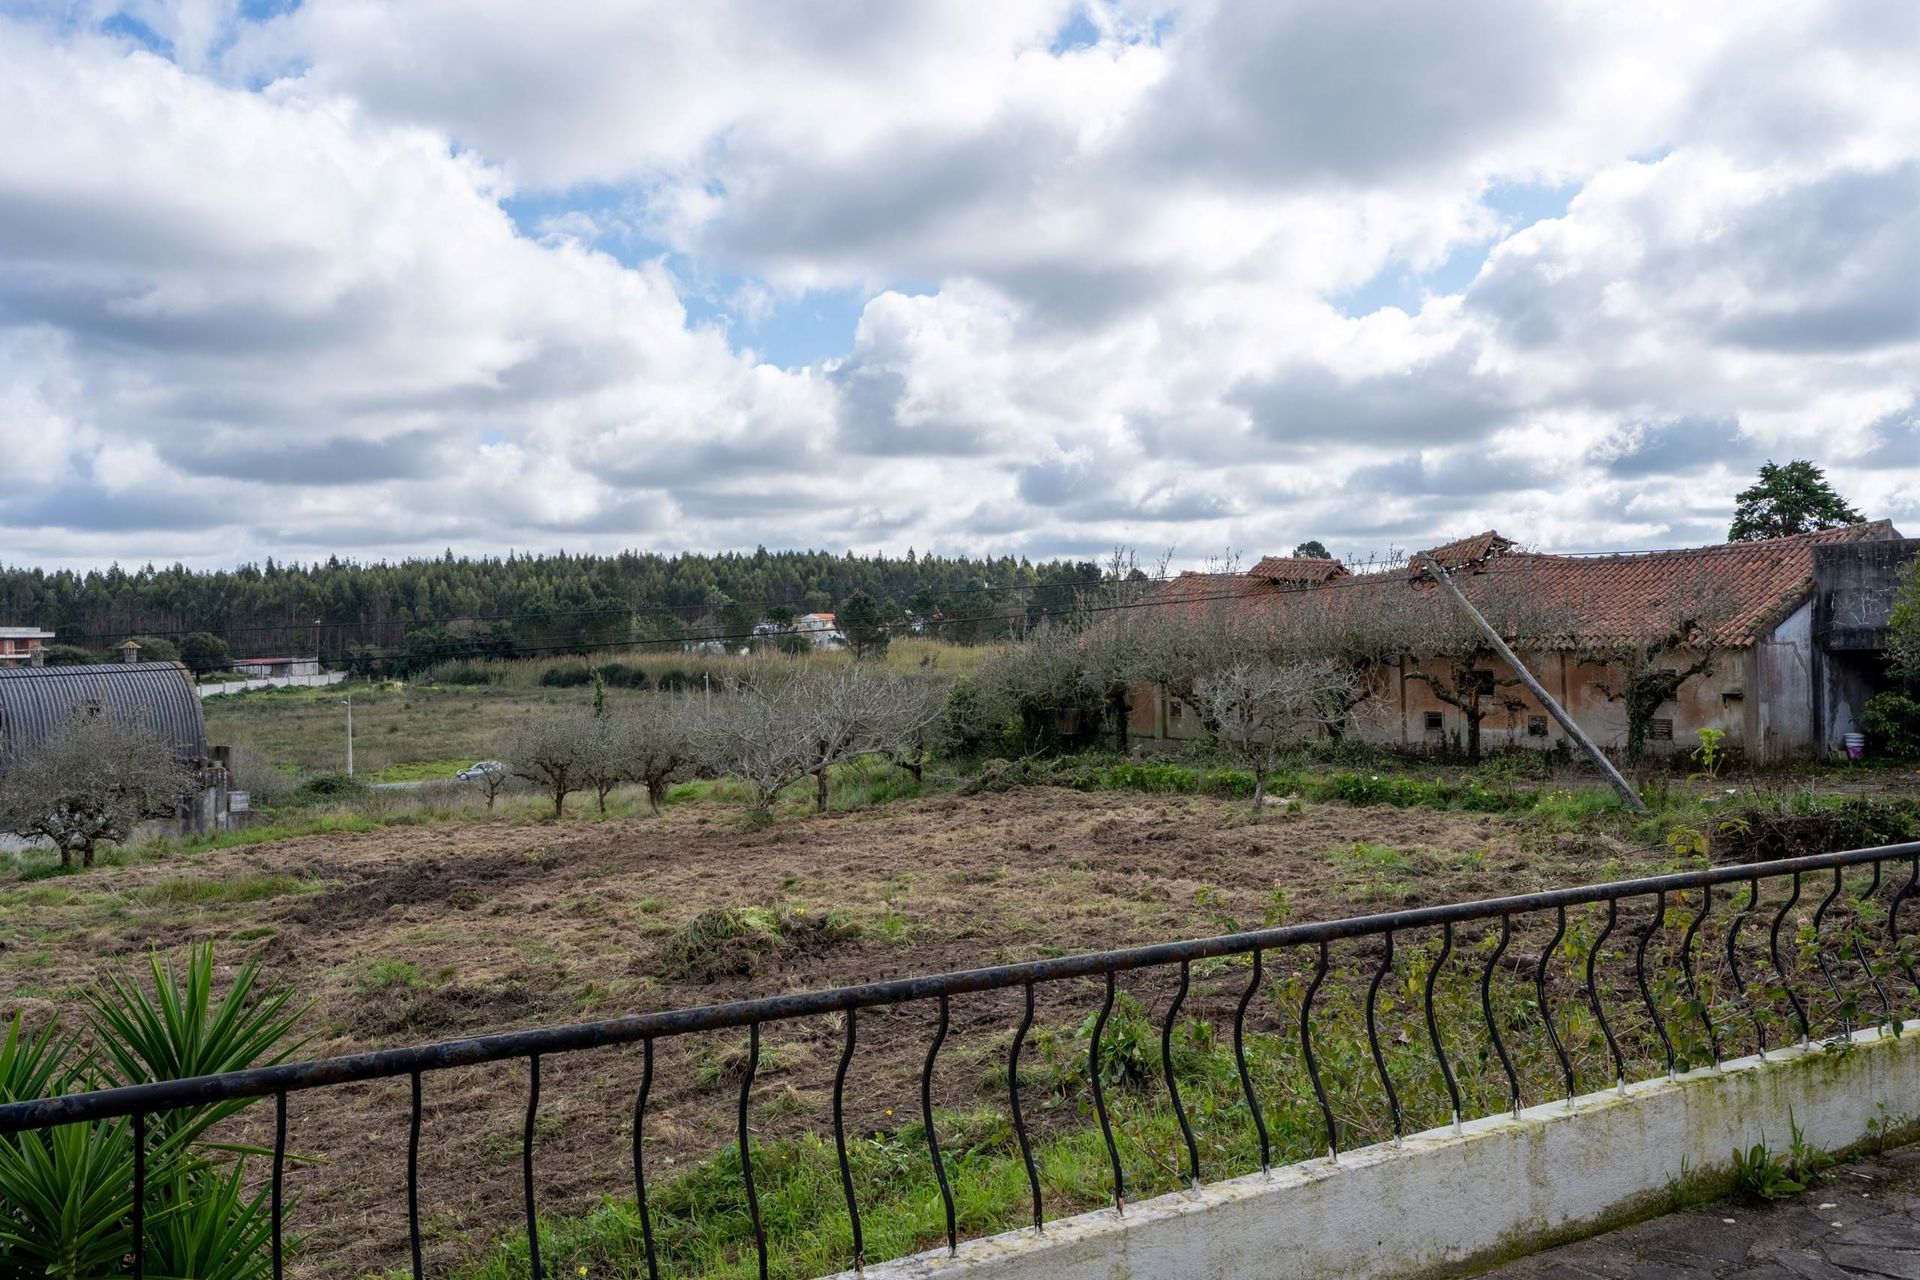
[0,782,1703,1276]
[203,638,991,780]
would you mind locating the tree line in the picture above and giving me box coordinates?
[0,547,1116,665]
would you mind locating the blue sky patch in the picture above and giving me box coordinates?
[1334,177,1580,317]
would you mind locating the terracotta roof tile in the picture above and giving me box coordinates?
[1248,555,1348,583]
[1421,530,1517,570]
[1141,522,1896,649]
[1455,521,1897,648]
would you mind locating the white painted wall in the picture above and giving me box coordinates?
[197,670,346,698]
[846,1027,1920,1280]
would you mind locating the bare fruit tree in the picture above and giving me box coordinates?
[1195,658,1361,808]
[706,667,950,814]
[1399,569,1572,764]
[578,716,629,813]
[0,711,198,868]
[472,762,511,811]
[501,713,597,817]
[705,671,827,814]
[618,695,711,814]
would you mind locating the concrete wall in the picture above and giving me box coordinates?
[1755,600,1817,758]
[847,1026,1920,1280]
[197,670,346,698]
[1815,537,1918,650]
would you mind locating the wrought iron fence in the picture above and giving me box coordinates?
[5,840,1920,1279]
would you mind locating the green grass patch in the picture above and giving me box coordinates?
[368,758,471,783]
[130,873,317,907]
[144,812,386,856]
[354,959,425,991]
[461,952,1713,1280]
[1331,841,1412,872]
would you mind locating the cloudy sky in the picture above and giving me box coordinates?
[2,1,1916,570]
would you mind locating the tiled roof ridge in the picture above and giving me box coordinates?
[1503,520,1890,565]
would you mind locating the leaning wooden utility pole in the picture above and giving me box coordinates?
[1414,552,1644,811]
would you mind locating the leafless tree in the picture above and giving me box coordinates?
[501,713,596,817]
[0,711,198,868]
[473,762,511,811]
[578,717,629,813]
[865,674,949,782]
[1195,658,1361,807]
[618,695,711,814]
[704,670,823,813]
[705,667,949,813]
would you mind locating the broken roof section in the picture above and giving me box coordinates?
[1248,555,1349,585]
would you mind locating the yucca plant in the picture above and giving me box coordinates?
[141,1161,275,1280]
[0,1016,70,1105]
[85,944,308,1149]
[0,1114,154,1278]
[0,945,304,1278]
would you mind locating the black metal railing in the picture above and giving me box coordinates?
[5,840,1920,1279]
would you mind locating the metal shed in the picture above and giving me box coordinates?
[0,661,209,766]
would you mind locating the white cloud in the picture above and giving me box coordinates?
[0,2,1915,569]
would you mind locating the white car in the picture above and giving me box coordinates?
[455,760,507,782]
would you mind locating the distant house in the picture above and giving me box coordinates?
[796,613,844,649]
[232,656,321,679]
[0,626,56,667]
[1129,522,1914,762]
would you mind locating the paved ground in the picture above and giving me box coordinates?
[1481,1145,1920,1279]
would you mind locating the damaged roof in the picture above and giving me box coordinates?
[1145,522,1900,649]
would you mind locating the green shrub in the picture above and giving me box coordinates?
[283,770,368,807]
[1861,692,1920,760]
[39,643,98,666]
[938,677,1003,759]
[1711,794,1920,862]
[539,665,594,688]
[423,659,495,686]
[594,662,648,689]
[180,631,231,674]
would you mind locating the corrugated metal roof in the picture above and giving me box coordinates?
[0,661,208,765]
